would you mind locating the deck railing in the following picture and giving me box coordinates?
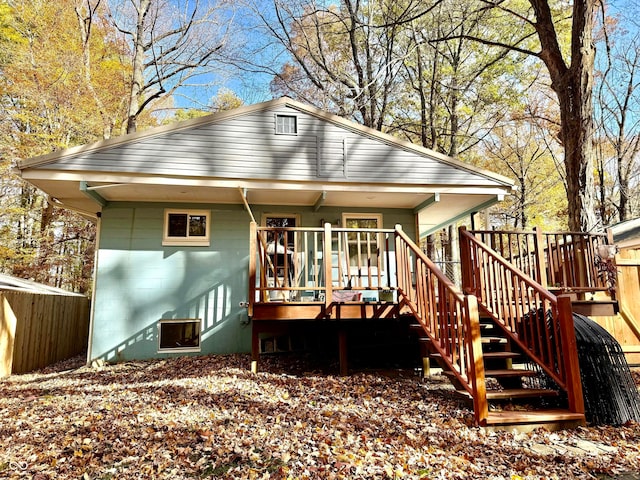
[249,223,396,309]
[469,228,613,294]
[460,226,584,415]
[395,227,488,424]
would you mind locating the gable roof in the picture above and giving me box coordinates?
[17,97,515,236]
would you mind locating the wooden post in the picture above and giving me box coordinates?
[251,323,259,374]
[422,356,431,378]
[557,294,585,415]
[394,225,406,296]
[466,295,488,425]
[324,223,333,310]
[533,227,548,288]
[338,328,348,376]
[458,226,474,295]
[606,228,619,302]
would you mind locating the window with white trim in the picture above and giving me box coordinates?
[163,209,210,246]
[158,319,201,352]
[342,213,383,268]
[275,114,297,135]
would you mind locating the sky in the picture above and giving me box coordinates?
[171,0,640,112]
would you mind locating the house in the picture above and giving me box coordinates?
[16,97,514,364]
[610,216,640,251]
[22,97,618,428]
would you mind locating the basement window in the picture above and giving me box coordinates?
[162,209,210,246]
[275,114,297,135]
[158,319,201,353]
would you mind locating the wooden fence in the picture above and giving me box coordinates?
[591,248,640,365]
[1,291,90,376]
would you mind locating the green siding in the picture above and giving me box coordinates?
[91,203,416,362]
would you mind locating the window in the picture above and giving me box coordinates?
[342,213,382,230]
[163,209,210,246]
[261,213,300,246]
[342,213,383,268]
[275,114,297,135]
[158,319,201,353]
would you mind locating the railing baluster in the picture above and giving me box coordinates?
[460,227,589,416]
[395,226,482,411]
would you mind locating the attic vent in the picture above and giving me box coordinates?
[317,136,347,178]
[275,114,297,135]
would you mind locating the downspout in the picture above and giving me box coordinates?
[86,211,102,365]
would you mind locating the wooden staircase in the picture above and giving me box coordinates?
[412,317,585,429]
[394,226,588,428]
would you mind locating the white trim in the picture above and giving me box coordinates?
[21,171,515,195]
[162,208,211,246]
[260,212,301,227]
[274,113,298,135]
[86,214,102,364]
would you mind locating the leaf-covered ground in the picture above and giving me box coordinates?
[1,354,639,480]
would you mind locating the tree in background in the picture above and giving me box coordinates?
[211,87,244,112]
[261,0,531,160]
[455,0,598,232]
[594,16,640,224]
[74,0,131,139]
[0,0,127,292]
[264,0,434,130]
[394,0,531,157]
[108,0,236,133]
[481,113,567,230]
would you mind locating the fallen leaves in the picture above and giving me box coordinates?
[0,354,639,479]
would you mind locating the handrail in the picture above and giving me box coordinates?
[460,226,584,415]
[394,226,488,424]
[469,228,613,294]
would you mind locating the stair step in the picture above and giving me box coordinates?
[483,351,520,359]
[486,369,537,378]
[430,350,520,360]
[443,368,537,381]
[456,388,558,401]
[410,323,496,332]
[571,299,618,317]
[425,336,509,351]
[481,336,507,344]
[486,409,585,427]
[486,388,558,400]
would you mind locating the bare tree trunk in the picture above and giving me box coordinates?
[75,0,115,139]
[530,0,598,232]
[126,0,151,134]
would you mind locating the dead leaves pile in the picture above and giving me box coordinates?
[1,354,639,479]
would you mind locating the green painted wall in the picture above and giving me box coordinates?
[90,202,416,362]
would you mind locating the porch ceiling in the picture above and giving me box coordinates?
[24,174,504,231]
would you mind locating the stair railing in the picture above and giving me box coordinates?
[469,228,613,294]
[394,226,488,424]
[459,226,585,415]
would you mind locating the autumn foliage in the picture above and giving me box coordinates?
[1,354,639,479]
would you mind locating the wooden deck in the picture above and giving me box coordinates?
[247,223,624,428]
[251,301,400,321]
